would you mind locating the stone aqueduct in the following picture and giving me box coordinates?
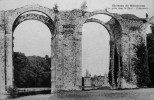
[0,4,154,99]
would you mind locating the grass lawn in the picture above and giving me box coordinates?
[9,88,154,100]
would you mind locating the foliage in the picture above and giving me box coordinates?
[147,33,154,87]
[134,42,150,87]
[108,47,119,87]
[80,1,87,11]
[108,70,112,86]
[53,4,59,13]
[13,52,51,88]
[114,47,119,87]
[13,52,30,87]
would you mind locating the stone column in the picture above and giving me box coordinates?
[51,36,57,93]
[5,30,14,89]
[62,29,76,90]
[120,30,135,88]
[0,11,7,99]
[120,20,150,88]
[74,30,82,90]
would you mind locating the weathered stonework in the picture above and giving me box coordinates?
[111,14,151,88]
[0,4,153,99]
[0,11,8,99]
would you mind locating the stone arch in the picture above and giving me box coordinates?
[5,4,55,35]
[12,14,52,87]
[83,11,123,88]
[2,5,56,95]
[8,4,54,21]
[12,13,55,36]
[11,11,56,87]
[83,10,123,41]
[84,18,114,41]
[83,18,117,88]
[11,13,54,87]
[85,10,122,23]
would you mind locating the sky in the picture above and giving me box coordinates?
[0,0,153,76]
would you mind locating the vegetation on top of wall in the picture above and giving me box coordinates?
[121,14,141,20]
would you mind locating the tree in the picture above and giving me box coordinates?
[27,56,51,87]
[14,52,51,88]
[147,33,154,87]
[13,52,30,87]
[134,42,151,87]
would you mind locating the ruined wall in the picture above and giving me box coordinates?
[54,9,83,91]
[0,5,56,99]
[0,11,7,99]
[106,18,122,88]
[119,14,150,88]
[106,14,151,88]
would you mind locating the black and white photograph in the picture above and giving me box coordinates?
[0,0,154,100]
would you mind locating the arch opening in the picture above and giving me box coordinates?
[82,12,123,89]
[86,10,122,25]
[12,19,52,89]
[82,22,110,90]
[88,14,112,23]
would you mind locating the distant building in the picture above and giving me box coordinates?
[91,73,109,87]
[82,71,109,88]
[83,76,91,87]
[83,69,91,87]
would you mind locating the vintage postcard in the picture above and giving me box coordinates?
[0,0,154,100]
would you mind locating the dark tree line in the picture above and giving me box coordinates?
[147,33,154,87]
[134,42,151,87]
[13,52,51,88]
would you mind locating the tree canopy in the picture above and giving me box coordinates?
[13,52,51,88]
